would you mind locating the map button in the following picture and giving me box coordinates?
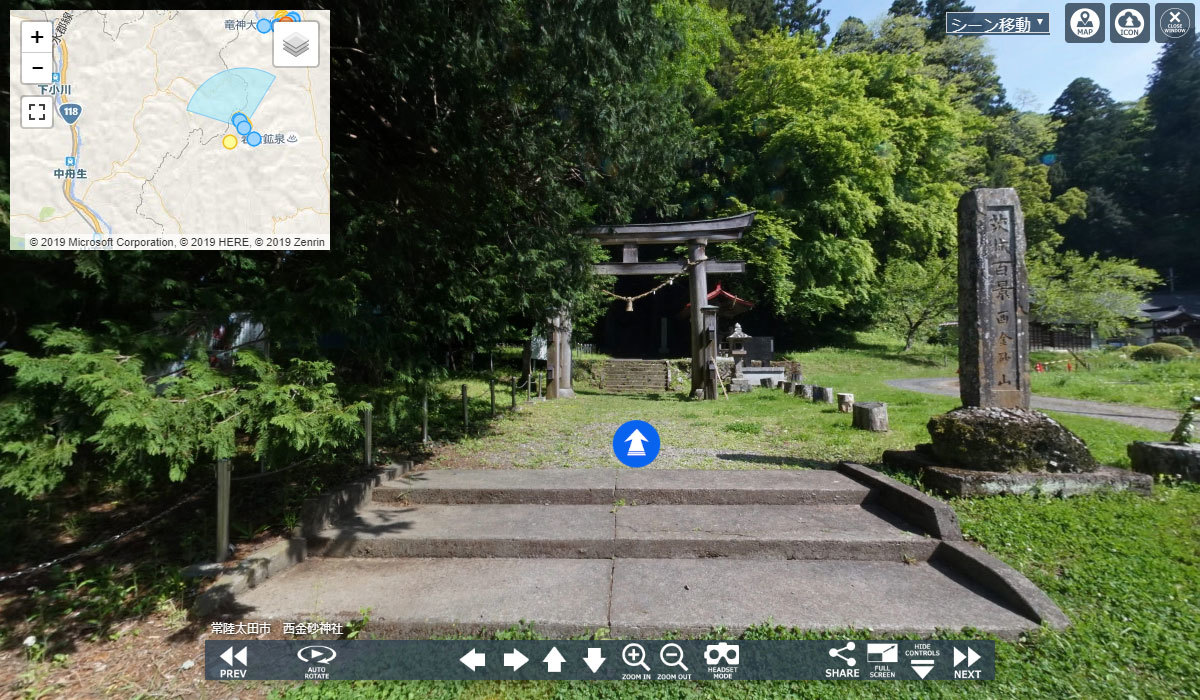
[273,20,319,67]
[21,21,53,53]
[20,96,54,129]
[21,52,53,84]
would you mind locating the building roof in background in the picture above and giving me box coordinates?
[1144,293,1200,312]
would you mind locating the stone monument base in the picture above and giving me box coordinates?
[1127,441,1200,482]
[883,449,1151,497]
[927,407,1099,473]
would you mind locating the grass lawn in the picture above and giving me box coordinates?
[6,340,1197,698]
[1028,348,1200,411]
[259,341,1198,699]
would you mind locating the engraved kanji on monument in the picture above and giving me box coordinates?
[957,188,1030,409]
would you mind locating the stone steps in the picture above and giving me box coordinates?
[224,465,1069,639]
[372,468,871,505]
[308,503,935,561]
[233,556,1041,639]
[600,359,670,392]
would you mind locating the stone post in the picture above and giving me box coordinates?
[701,304,719,400]
[215,458,231,562]
[689,239,709,394]
[958,188,1031,410]
[545,310,575,399]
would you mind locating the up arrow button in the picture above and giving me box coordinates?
[543,646,566,673]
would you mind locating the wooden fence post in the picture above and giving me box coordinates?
[490,378,496,418]
[511,376,517,409]
[362,406,373,467]
[461,384,469,430]
[215,458,231,562]
[421,391,429,444]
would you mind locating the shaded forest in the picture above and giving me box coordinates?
[1,1,1197,497]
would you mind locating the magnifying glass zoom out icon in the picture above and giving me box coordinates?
[660,643,689,672]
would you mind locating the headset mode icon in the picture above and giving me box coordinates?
[705,642,740,666]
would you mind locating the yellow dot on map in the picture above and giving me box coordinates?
[273,10,288,19]
[222,134,238,150]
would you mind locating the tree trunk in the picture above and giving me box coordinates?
[852,402,889,432]
[837,393,854,413]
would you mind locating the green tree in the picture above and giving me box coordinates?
[923,0,975,41]
[986,111,1088,253]
[1029,252,1160,340]
[831,16,872,52]
[705,32,971,321]
[876,257,957,351]
[776,0,830,43]
[888,0,924,16]
[1145,34,1200,283]
[1049,78,1152,264]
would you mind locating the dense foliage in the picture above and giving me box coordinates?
[2,1,1195,498]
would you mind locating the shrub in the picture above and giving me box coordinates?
[1130,343,1190,362]
[1158,335,1195,350]
[724,421,762,435]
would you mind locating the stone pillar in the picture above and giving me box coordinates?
[689,239,709,394]
[545,310,575,399]
[958,188,1030,409]
[701,305,719,400]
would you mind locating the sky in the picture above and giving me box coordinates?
[822,0,1166,112]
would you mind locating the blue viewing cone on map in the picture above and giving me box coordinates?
[613,420,660,467]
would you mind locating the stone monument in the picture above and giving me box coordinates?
[957,188,1030,410]
[883,189,1150,496]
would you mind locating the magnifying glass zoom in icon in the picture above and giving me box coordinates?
[622,643,651,672]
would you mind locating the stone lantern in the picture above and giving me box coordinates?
[727,323,750,375]
[726,323,753,393]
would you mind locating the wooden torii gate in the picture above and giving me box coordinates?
[545,212,755,400]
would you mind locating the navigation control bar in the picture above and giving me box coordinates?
[204,639,995,681]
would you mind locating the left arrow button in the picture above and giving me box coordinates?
[460,648,486,671]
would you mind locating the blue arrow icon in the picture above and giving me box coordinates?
[613,420,660,467]
[59,103,82,125]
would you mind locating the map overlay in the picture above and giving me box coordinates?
[9,10,331,250]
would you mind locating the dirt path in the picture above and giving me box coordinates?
[886,378,1179,433]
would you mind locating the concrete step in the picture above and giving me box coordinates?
[232,555,1041,639]
[308,503,934,560]
[372,468,872,505]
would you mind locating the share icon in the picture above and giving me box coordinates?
[828,642,856,667]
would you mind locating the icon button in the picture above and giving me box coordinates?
[297,645,337,664]
[503,648,528,671]
[1112,3,1152,41]
[828,642,856,667]
[622,643,651,671]
[867,642,898,663]
[583,647,606,673]
[705,642,740,666]
[612,420,660,467]
[1156,3,1195,40]
[543,647,565,673]
[953,646,981,667]
[21,53,54,84]
[21,96,55,129]
[660,643,688,672]
[219,645,248,666]
[273,20,319,67]
[1066,3,1107,41]
[21,21,53,52]
[459,648,486,671]
[911,658,935,679]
